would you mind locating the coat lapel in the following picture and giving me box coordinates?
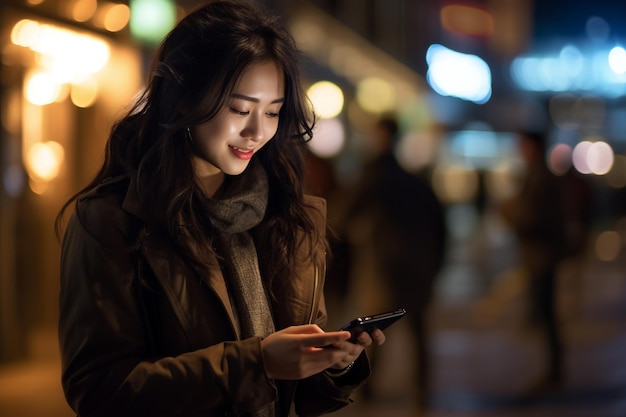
[143,234,241,337]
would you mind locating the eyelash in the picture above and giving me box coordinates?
[230,108,279,118]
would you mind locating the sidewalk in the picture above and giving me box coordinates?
[330,253,626,417]
[0,329,72,417]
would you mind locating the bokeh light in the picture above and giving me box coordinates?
[608,46,626,74]
[308,118,345,158]
[69,0,98,22]
[25,141,65,181]
[98,3,131,32]
[11,19,110,78]
[129,0,177,44]
[11,19,111,107]
[572,140,593,174]
[511,40,626,97]
[426,44,492,104]
[307,81,344,119]
[70,76,99,108]
[24,71,62,105]
[547,143,573,175]
[355,77,396,114]
[432,164,479,204]
[586,140,614,175]
[395,130,437,173]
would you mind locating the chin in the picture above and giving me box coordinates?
[222,163,250,176]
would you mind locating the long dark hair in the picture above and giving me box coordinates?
[56,0,325,285]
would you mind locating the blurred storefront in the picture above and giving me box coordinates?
[0,0,145,361]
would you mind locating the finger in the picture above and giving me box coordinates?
[281,324,325,335]
[355,331,373,346]
[370,329,386,345]
[303,331,351,348]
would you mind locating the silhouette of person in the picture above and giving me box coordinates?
[339,115,448,410]
[499,130,592,390]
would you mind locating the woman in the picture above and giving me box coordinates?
[55,1,385,416]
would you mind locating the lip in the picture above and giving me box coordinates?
[229,145,254,160]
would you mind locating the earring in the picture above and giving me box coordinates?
[186,126,193,143]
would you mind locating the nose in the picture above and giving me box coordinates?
[242,113,264,142]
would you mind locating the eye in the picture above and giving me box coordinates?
[266,112,279,118]
[230,107,249,116]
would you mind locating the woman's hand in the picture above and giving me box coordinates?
[326,328,385,370]
[260,324,386,379]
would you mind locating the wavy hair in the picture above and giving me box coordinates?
[56,0,326,286]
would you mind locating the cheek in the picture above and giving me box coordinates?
[213,117,238,136]
[266,120,280,139]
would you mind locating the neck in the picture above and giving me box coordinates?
[197,171,225,198]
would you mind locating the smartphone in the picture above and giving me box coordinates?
[339,308,407,343]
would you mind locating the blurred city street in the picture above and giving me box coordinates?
[329,241,626,417]
[2,239,625,417]
[2,1,626,417]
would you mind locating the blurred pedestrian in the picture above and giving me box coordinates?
[54,2,387,416]
[499,130,592,391]
[340,115,448,410]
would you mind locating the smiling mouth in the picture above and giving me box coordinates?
[229,145,254,160]
[230,145,252,153]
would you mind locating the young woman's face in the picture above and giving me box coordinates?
[190,60,285,179]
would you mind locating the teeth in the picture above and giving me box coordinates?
[232,146,252,153]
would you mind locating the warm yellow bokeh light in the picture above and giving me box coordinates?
[432,165,479,204]
[25,141,65,181]
[25,71,62,105]
[11,19,110,81]
[94,3,132,32]
[71,76,99,107]
[28,177,49,195]
[12,19,111,108]
[11,19,40,47]
[71,0,98,22]
[356,77,396,114]
[307,81,344,119]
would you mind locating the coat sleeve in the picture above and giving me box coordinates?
[58,209,277,417]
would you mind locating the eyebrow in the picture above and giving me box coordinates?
[230,93,285,104]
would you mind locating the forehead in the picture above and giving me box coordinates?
[233,61,285,95]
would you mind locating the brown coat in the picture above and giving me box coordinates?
[58,176,368,417]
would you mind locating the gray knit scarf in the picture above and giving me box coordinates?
[203,162,276,417]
